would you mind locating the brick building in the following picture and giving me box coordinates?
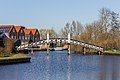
[0,25,40,42]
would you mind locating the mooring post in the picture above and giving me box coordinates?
[47,33,49,55]
[68,43,70,55]
[101,48,104,55]
[98,51,101,55]
[83,47,86,55]
[31,48,33,54]
[68,33,70,55]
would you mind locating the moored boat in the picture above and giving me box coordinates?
[54,47,63,51]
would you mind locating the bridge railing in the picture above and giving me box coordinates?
[17,38,103,51]
[17,33,104,52]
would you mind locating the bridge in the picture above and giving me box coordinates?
[17,33,104,55]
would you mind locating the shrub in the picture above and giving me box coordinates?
[0,38,14,57]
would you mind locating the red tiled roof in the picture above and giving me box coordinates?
[26,29,38,35]
[14,26,25,33]
[24,29,31,35]
[0,25,39,36]
[0,25,14,33]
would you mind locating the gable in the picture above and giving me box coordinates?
[19,28,24,34]
[12,27,16,32]
[24,29,31,35]
[14,26,21,33]
[26,29,38,36]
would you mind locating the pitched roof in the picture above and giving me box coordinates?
[26,29,38,35]
[24,29,31,35]
[14,26,25,33]
[0,25,14,33]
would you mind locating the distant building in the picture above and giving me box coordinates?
[14,26,25,40]
[0,25,17,39]
[24,29,33,42]
[0,25,40,42]
[28,29,40,42]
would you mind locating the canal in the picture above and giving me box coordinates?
[0,51,120,80]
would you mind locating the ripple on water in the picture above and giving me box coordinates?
[0,51,120,80]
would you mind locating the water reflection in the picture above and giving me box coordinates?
[67,55,71,80]
[99,56,120,80]
[0,51,120,80]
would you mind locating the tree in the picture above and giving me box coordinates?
[61,21,83,38]
[61,22,71,37]
[39,28,57,39]
[99,7,111,33]
[109,11,120,35]
[109,11,120,49]
[48,28,57,38]
[61,7,120,50]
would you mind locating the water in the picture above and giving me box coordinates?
[0,51,120,80]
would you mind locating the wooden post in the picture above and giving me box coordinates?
[31,48,33,53]
[47,43,49,55]
[83,47,86,55]
[98,51,101,55]
[47,33,49,55]
[68,43,70,55]
[68,33,70,55]
[101,49,103,55]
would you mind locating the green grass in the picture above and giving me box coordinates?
[104,50,120,54]
[0,54,30,60]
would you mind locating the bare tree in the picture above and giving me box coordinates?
[61,22,71,37]
[39,28,57,39]
[99,7,111,33]
[61,7,120,50]
[61,21,83,38]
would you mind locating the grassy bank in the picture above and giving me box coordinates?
[74,49,120,55]
[104,50,120,55]
[0,53,30,60]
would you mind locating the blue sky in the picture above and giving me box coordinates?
[0,0,120,31]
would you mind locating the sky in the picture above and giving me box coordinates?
[0,0,120,32]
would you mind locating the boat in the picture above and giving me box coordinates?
[54,47,63,51]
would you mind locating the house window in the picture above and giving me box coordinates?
[22,36,24,40]
[11,36,13,39]
[28,36,30,39]
[20,29,23,33]
[13,28,15,32]
[14,36,16,39]
[19,36,21,39]
[25,36,27,40]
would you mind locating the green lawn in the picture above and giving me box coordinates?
[0,54,30,60]
[104,50,120,55]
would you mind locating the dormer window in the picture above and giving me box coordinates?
[13,28,15,32]
[20,29,23,33]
